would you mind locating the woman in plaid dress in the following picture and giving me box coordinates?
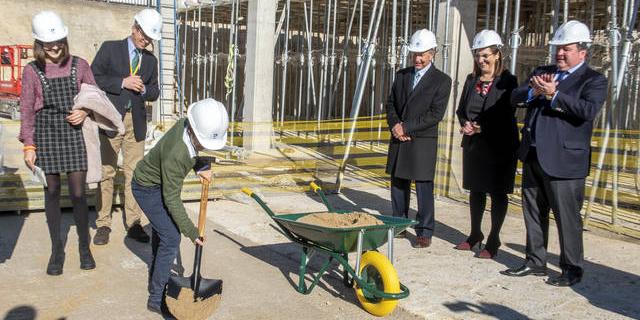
[19,11,97,275]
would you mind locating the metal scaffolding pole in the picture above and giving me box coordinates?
[279,0,291,127]
[195,5,202,101]
[585,0,622,225]
[494,0,500,30]
[501,0,509,36]
[391,0,397,80]
[327,0,338,119]
[180,10,189,116]
[209,4,216,98]
[486,0,491,29]
[548,0,560,63]
[303,1,317,121]
[335,0,386,193]
[442,0,452,75]
[563,0,569,23]
[509,0,521,72]
[400,0,410,68]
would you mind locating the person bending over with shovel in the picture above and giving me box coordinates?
[131,98,228,314]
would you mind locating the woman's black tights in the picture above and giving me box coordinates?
[44,171,90,251]
[468,191,509,250]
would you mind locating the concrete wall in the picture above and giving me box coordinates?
[0,0,140,63]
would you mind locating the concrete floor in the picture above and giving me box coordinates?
[1,182,639,319]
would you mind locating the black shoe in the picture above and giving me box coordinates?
[147,300,162,315]
[79,248,96,270]
[127,224,150,243]
[547,270,582,287]
[93,227,111,245]
[500,264,547,277]
[46,250,65,276]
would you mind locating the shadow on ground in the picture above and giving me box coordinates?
[506,242,640,318]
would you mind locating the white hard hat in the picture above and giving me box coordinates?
[407,29,437,52]
[471,30,503,50]
[134,9,163,41]
[32,11,68,42]
[187,98,229,151]
[549,20,592,46]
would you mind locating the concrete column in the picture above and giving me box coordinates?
[242,0,276,152]
[434,0,477,195]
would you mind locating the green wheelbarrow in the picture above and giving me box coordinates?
[242,182,417,317]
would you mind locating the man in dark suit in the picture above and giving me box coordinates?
[386,29,452,248]
[501,20,608,286]
[91,9,162,245]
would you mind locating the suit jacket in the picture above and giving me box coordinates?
[456,70,519,193]
[512,63,608,179]
[385,66,452,181]
[91,38,160,142]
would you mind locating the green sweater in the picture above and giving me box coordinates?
[133,118,200,241]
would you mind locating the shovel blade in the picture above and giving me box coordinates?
[166,275,223,300]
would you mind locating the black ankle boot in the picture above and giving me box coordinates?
[46,243,65,276]
[79,246,96,270]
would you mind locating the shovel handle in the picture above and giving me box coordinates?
[198,180,210,238]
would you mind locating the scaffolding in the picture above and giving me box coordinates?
[172,0,640,237]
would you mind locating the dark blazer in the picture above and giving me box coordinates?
[456,70,519,193]
[512,63,608,179]
[386,65,452,181]
[91,38,160,142]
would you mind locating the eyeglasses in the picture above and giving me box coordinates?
[474,53,496,60]
[135,25,153,43]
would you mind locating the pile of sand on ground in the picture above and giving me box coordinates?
[298,212,384,228]
[165,288,222,320]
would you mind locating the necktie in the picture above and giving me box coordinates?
[413,71,421,89]
[557,71,569,82]
[126,50,140,111]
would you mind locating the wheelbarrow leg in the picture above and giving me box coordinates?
[298,247,310,293]
[342,253,353,287]
[387,227,395,265]
[355,229,364,277]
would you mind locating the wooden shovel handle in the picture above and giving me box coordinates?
[197,179,210,238]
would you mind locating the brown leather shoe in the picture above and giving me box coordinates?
[413,236,431,248]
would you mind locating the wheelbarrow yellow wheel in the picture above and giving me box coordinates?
[354,251,400,317]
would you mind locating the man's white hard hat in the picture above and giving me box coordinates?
[187,98,229,151]
[134,9,163,41]
[471,30,503,50]
[32,11,68,43]
[549,20,592,46]
[407,29,438,52]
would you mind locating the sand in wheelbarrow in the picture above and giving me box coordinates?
[165,288,222,320]
[298,212,384,228]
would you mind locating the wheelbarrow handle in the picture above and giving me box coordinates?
[310,182,321,193]
[308,182,335,212]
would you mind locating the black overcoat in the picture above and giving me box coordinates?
[456,70,519,193]
[385,66,452,181]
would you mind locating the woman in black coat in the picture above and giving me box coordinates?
[454,30,518,259]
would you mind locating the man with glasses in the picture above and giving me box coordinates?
[385,29,452,248]
[91,9,163,245]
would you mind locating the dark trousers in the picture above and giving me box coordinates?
[391,176,434,237]
[522,151,585,273]
[132,180,181,305]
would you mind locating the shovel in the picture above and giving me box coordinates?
[165,170,223,319]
